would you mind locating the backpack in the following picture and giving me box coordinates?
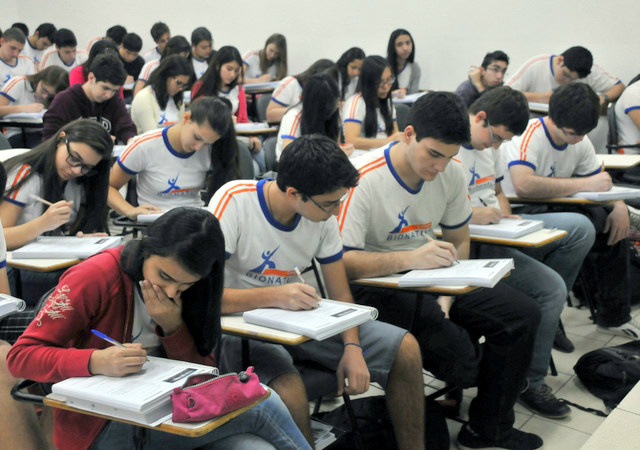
[573,341,640,409]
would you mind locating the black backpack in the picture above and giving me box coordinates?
[574,341,640,409]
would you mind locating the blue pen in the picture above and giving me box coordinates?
[91,329,149,361]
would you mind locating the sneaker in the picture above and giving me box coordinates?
[629,206,640,231]
[518,384,571,419]
[598,318,640,339]
[553,325,575,353]
[457,424,543,450]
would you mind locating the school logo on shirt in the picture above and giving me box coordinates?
[468,163,481,185]
[547,165,556,177]
[467,163,496,194]
[159,112,168,125]
[158,173,201,198]
[245,246,297,284]
[387,206,432,240]
[3,74,10,84]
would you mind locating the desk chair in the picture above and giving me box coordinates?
[263,136,278,173]
[255,94,272,124]
[237,142,256,179]
[605,103,640,187]
[0,133,11,150]
[395,103,410,131]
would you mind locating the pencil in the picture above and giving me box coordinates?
[30,194,52,206]
[293,266,306,284]
[601,161,605,173]
[426,234,460,265]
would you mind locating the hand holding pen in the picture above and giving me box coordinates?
[271,266,320,310]
[88,329,148,377]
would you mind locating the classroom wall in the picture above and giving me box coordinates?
[5,0,640,89]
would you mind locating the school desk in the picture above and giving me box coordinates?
[7,253,80,272]
[0,147,30,161]
[0,115,43,145]
[596,154,640,170]
[433,227,568,248]
[234,122,278,137]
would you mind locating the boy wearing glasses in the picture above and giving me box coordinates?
[208,135,427,450]
[502,83,640,340]
[455,50,509,107]
[43,53,136,143]
[506,46,623,105]
[458,86,596,418]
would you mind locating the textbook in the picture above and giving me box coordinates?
[569,186,640,201]
[51,356,216,426]
[12,236,123,259]
[3,111,45,120]
[468,218,545,239]
[243,299,378,341]
[398,258,514,288]
[235,122,272,132]
[0,294,26,320]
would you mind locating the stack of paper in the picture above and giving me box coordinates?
[398,259,514,288]
[243,299,378,341]
[0,294,26,320]
[52,356,215,426]
[12,236,122,259]
[469,218,544,238]
[569,186,640,201]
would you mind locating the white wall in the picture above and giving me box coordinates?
[5,0,640,89]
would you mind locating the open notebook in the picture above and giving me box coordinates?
[0,294,26,320]
[12,236,122,259]
[468,218,545,239]
[398,259,514,288]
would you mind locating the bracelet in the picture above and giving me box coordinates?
[344,342,364,351]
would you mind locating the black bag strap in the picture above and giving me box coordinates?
[558,398,608,417]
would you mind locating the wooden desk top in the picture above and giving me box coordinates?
[44,390,270,437]
[221,314,310,345]
[7,252,80,272]
[507,196,599,205]
[596,154,640,169]
[242,81,280,93]
[352,274,479,295]
[434,227,568,248]
[0,148,30,162]
[234,124,278,136]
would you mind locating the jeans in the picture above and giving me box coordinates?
[90,389,311,450]
[353,283,540,440]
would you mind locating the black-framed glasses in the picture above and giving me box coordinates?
[305,190,351,213]
[486,120,510,145]
[379,76,396,87]
[173,77,188,88]
[65,139,97,175]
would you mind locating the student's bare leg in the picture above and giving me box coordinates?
[269,372,315,448]
[385,333,425,450]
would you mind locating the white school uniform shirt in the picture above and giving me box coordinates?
[39,50,87,73]
[138,60,160,83]
[342,94,397,139]
[116,127,211,209]
[21,39,49,68]
[208,179,344,289]
[143,47,162,63]
[131,285,161,350]
[192,58,208,80]
[275,104,303,160]
[4,164,83,227]
[0,76,41,138]
[500,118,601,197]
[506,54,621,95]
[219,85,240,115]
[0,56,35,86]
[338,143,472,253]
[270,76,302,108]
[614,81,640,149]
[243,50,277,80]
[158,96,180,127]
[456,145,503,208]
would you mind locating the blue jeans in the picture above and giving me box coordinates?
[90,389,311,450]
[474,211,596,387]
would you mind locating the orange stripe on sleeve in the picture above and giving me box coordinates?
[118,130,163,162]
[519,121,541,161]
[211,183,258,218]
[337,156,386,231]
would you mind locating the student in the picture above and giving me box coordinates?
[339,92,543,450]
[143,21,171,63]
[243,33,287,84]
[118,33,145,86]
[10,23,28,38]
[109,96,237,219]
[342,55,403,150]
[1,119,112,304]
[20,23,56,69]
[134,35,191,97]
[68,39,120,92]
[0,66,69,148]
[43,53,135,143]
[6,207,311,450]
[614,75,640,150]
[506,46,624,105]
[40,28,87,73]
[131,54,193,133]
[190,26,213,79]
[501,83,640,339]
[209,135,426,449]
[0,27,35,85]
[336,47,365,101]
[387,29,421,97]
[276,72,353,159]
[265,58,336,123]
[86,24,127,52]
[455,50,509,107]
[458,87,597,418]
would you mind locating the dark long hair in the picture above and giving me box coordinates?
[25,66,69,107]
[120,207,225,356]
[358,55,394,138]
[259,33,287,80]
[192,46,242,100]
[300,73,341,142]
[387,29,415,91]
[294,59,336,86]
[80,39,119,79]
[148,54,194,110]
[337,47,365,100]
[4,119,113,234]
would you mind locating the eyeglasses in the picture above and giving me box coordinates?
[485,120,510,145]
[173,77,189,88]
[65,139,97,175]
[486,65,507,75]
[379,76,396,87]
[305,190,351,214]
[560,127,583,139]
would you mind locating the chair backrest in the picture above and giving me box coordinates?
[256,94,272,123]
[0,133,11,150]
[263,136,278,172]
[237,142,255,179]
[606,102,618,154]
[395,103,410,131]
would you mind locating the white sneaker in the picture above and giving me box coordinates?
[599,318,640,339]
[629,206,640,231]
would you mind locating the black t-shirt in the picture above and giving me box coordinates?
[120,55,145,80]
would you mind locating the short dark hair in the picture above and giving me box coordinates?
[277,135,359,196]
[561,46,593,78]
[122,33,142,52]
[35,23,56,41]
[191,27,212,46]
[11,23,29,38]
[481,50,509,69]
[82,39,118,78]
[2,27,25,44]
[54,28,77,48]
[150,22,170,42]
[89,53,127,86]
[469,86,529,135]
[106,25,127,45]
[549,83,599,135]
[163,35,191,58]
[407,92,470,144]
